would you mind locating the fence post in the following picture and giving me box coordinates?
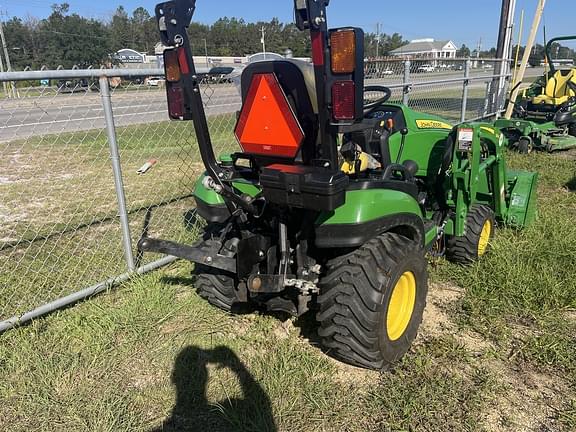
[402,59,411,105]
[99,76,136,272]
[460,59,471,122]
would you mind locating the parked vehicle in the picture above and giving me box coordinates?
[417,64,435,73]
[147,76,165,87]
[206,66,237,83]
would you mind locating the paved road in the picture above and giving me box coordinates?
[0,67,545,143]
[0,85,242,142]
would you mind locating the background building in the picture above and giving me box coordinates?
[390,39,457,59]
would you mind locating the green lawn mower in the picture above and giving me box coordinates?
[495,36,576,153]
[140,0,538,370]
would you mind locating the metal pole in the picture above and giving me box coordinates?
[490,0,513,115]
[0,256,178,333]
[0,19,16,98]
[0,43,8,96]
[505,0,546,119]
[461,59,471,122]
[261,26,266,59]
[99,76,136,272]
[402,59,411,105]
[203,38,209,68]
[375,23,381,59]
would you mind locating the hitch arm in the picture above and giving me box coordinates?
[138,237,236,273]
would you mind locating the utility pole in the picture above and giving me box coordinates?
[375,22,381,58]
[0,44,7,97]
[260,26,266,59]
[203,38,209,68]
[505,0,546,118]
[0,11,17,98]
[491,0,516,115]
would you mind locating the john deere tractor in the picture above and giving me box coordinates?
[495,35,576,153]
[140,0,538,370]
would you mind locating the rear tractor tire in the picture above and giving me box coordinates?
[193,264,237,312]
[317,233,428,370]
[446,205,495,264]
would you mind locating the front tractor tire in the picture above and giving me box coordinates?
[193,265,237,312]
[317,233,428,370]
[446,204,495,265]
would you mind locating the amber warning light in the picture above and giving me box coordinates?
[234,73,304,158]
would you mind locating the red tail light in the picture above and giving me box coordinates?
[167,85,185,119]
[332,80,355,121]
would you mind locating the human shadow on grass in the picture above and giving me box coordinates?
[153,345,277,432]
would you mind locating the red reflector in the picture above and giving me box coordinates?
[234,73,304,158]
[332,80,355,120]
[177,47,190,74]
[311,31,325,66]
[166,84,185,119]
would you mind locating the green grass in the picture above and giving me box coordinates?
[1,98,576,430]
[0,114,238,317]
[1,149,575,431]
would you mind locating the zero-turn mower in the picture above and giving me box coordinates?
[495,36,576,153]
[139,0,538,370]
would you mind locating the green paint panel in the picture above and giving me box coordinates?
[506,170,538,227]
[193,174,261,207]
[424,224,438,248]
[379,104,452,178]
[317,189,422,225]
[193,175,225,206]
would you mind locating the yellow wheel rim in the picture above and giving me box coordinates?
[386,271,416,341]
[478,220,492,257]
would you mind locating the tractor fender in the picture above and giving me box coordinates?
[315,188,424,248]
[315,213,425,248]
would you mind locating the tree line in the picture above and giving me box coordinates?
[3,3,410,70]
[456,42,576,67]
[3,3,574,71]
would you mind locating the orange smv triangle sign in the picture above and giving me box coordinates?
[235,73,304,158]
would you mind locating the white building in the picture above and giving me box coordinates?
[390,39,457,59]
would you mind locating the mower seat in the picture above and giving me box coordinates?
[532,69,576,106]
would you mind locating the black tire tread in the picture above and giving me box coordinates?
[446,204,495,264]
[193,265,236,311]
[317,233,427,370]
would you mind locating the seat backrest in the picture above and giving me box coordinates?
[238,60,319,164]
[545,70,575,98]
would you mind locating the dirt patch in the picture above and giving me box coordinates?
[482,359,570,432]
[420,283,571,431]
[420,282,463,338]
[555,148,576,161]
[564,310,576,323]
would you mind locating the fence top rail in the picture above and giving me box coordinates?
[383,73,511,90]
[0,67,510,88]
[0,68,164,82]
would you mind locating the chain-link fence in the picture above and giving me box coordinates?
[0,58,511,332]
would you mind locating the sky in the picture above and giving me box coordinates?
[0,0,573,51]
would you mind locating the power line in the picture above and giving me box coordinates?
[36,29,110,41]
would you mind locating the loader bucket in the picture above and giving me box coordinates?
[505,170,539,227]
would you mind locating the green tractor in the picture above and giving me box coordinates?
[140,0,538,370]
[495,35,576,153]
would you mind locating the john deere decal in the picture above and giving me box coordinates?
[415,120,452,130]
